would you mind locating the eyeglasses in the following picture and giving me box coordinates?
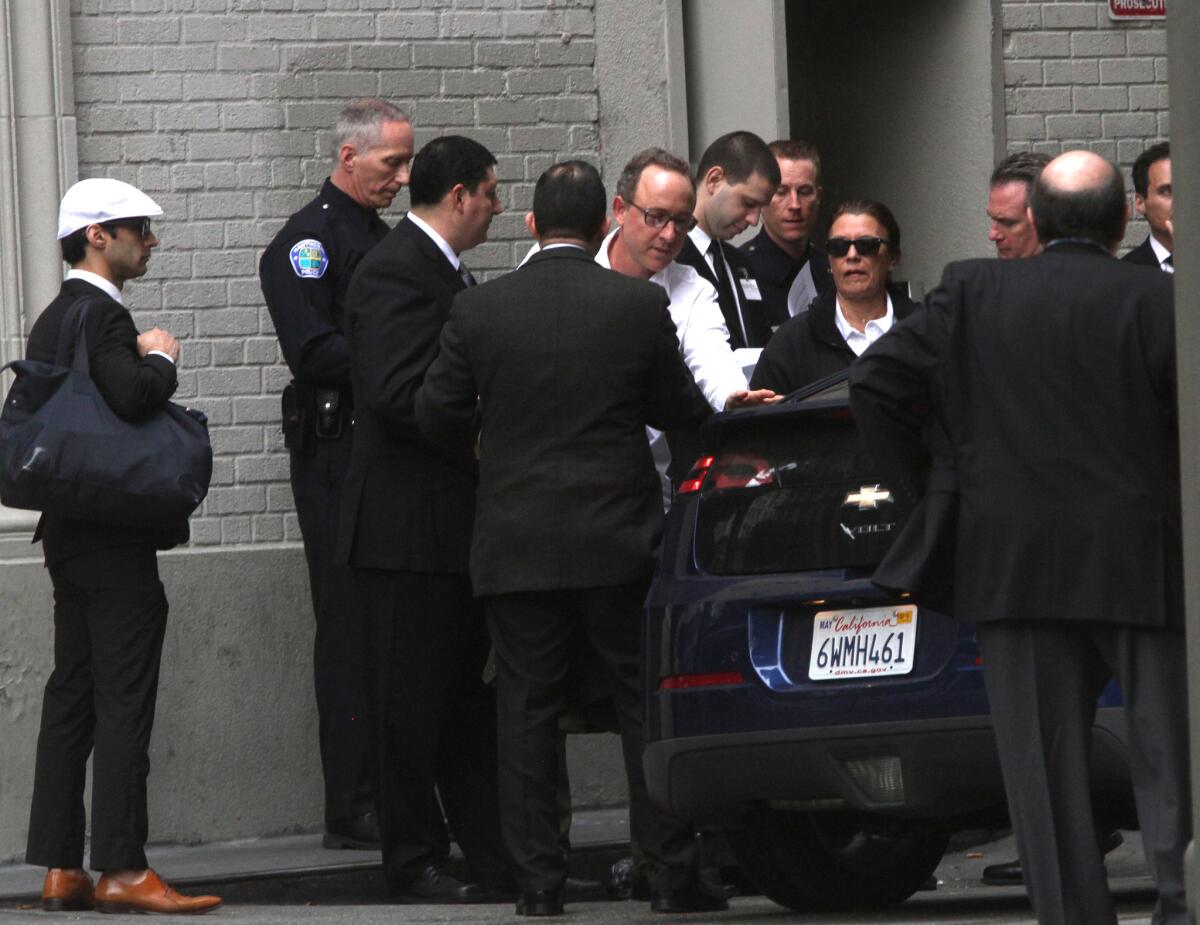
[827,236,888,257]
[101,217,153,240]
[627,201,697,233]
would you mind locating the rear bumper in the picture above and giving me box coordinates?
[644,708,1131,824]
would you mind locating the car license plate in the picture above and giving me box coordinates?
[808,605,918,681]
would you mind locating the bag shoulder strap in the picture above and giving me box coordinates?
[54,297,96,371]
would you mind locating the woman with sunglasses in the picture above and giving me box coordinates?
[750,199,918,395]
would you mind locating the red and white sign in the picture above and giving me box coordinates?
[1109,0,1165,20]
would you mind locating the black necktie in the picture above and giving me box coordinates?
[1164,254,1174,272]
[460,264,476,287]
[707,240,747,348]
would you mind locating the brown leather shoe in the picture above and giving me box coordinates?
[42,868,94,912]
[95,869,222,915]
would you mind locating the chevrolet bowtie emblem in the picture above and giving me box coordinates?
[843,485,893,510]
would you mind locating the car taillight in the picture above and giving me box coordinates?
[710,453,774,490]
[677,455,715,495]
[659,671,745,690]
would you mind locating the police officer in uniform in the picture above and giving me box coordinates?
[259,98,413,849]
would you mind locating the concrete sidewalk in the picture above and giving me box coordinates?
[0,808,631,906]
[0,825,1164,923]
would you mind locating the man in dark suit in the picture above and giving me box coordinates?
[259,97,412,852]
[675,131,779,350]
[980,148,1127,888]
[740,139,832,327]
[415,161,720,917]
[24,179,220,915]
[850,151,1189,925]
[337,135,510,902]
[1123,141,1173,272]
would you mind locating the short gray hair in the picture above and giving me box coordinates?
[332,98,410,159]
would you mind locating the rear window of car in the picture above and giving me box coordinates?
[694,413,912,575]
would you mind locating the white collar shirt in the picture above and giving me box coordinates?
[688,225,716,274]
[407,212,460,270]
[834,293,895,357]
[1149,235,1174,273]
[66,268,123,305]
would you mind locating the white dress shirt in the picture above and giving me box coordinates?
[834,293,895,357]
[407,212,461,270]
[1149,235,1174,274]
[598,228,748,410]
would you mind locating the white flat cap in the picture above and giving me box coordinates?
[57,178,163,239]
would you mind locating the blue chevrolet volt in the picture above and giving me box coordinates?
[642,371,1133,912]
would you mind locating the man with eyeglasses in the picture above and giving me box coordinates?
[599,148,779,503]
[23,179,221,915]
[602,148,777,415]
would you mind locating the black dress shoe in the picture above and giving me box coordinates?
[393,864,487,904]
[323,810,381,850]
[981,858,1023,886]
[563,876,609,903]
[697,864,738,900]
[610,856,651,901]
[516,889,564,916]
[650,885,729,914]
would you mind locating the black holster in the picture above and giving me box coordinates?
[282,383,316,455]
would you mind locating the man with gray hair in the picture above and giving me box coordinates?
[259,97,413,851]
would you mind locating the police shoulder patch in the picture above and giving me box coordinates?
[289,239,328,279]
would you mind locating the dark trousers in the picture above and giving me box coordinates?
[977,620,1191,925]
[355,569,510,893]
[291,435,372,824]
[486,580,697,895]
[25,545,168,872]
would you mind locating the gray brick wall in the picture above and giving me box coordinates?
[69,0,599,549]
[1001,1,1168,250]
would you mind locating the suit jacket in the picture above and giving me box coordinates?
[414,246,712,596]
[25,278,184,565]
[336,215,476,573]
[675,236,772,349]
[750,284,918,395]
[1122,235,1165,269]
[849,242,1180,629]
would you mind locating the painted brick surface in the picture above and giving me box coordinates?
[1002,1,1168,249]
[69,0,599,547]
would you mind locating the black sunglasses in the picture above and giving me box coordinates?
[827,236,888,257]
[101,217,153,239]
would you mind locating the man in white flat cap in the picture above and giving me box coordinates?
[22,179,221,915]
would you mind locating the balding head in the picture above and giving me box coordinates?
[1030,150,1127,252]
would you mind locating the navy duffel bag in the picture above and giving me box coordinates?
[0,302,212,529]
